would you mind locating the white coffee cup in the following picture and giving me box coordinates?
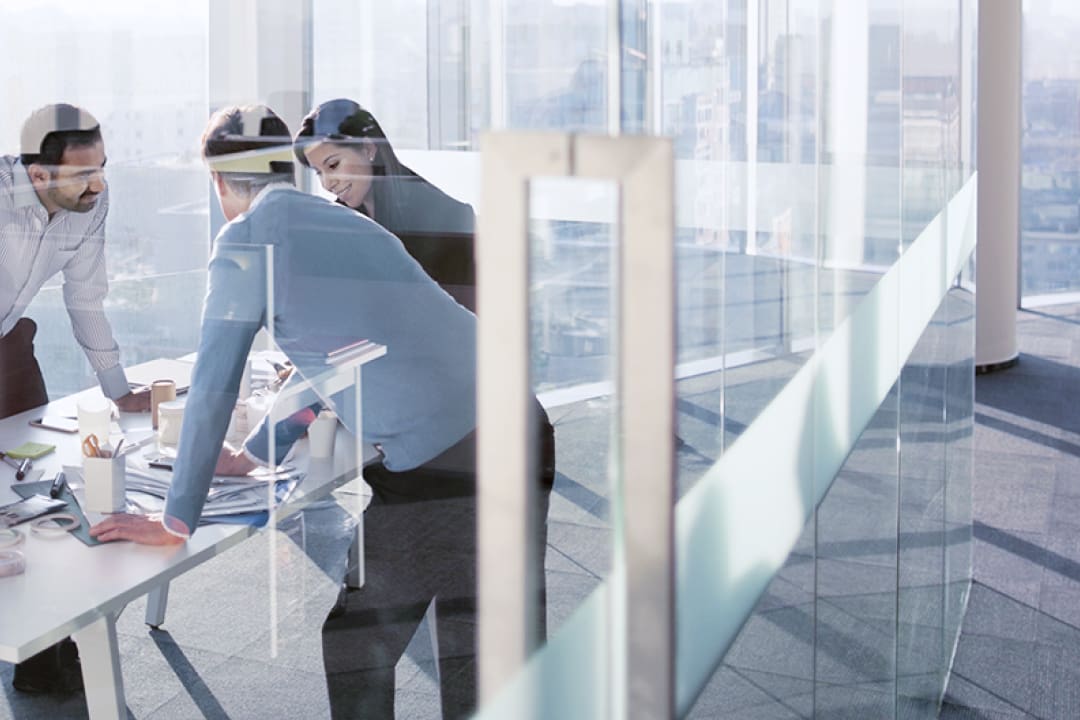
[308,410,337,458]
[157,399,186,446]
[77,394,111,445]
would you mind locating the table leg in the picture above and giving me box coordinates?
[73,614,125,720]
[346,516,363,589]
[145,582,170,628]
[347,363,366,590]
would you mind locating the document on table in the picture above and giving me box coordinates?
[57,450,302,524]
[121,455,302,518]
[126,358,194,394]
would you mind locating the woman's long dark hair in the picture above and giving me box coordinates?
[294,99,423,230]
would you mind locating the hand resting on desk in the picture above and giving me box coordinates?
[90,447,258,544]
[90,514,185,545]
[216,445,258,476]
[115,387,152,413]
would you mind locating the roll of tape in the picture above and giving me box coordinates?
[30,512,81,538]
[0,550,25,577]
[0,528,24,550]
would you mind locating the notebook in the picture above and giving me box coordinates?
[284,336,375,367]
[126,358,195,395]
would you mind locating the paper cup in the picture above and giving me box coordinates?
[77,395,111,445]
[150,380,177,430]
[157,399,186,446]
[308,410,337,458]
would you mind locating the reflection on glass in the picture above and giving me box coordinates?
[943,280,975,680]
[897,299,948,715]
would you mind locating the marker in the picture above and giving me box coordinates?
[49,471,66,499]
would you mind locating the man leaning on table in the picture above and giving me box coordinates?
[1,104,151,694]
[90,104,556,719]
[0,104,150,418]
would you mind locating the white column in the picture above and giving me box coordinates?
[824,0,868,272]
[975,0,1020,369]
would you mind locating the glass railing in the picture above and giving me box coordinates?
[474,161,976,720]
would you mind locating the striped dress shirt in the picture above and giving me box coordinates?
[0,155,128,398]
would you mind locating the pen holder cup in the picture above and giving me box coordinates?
[83,455,126,514]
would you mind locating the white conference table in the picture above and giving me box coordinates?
[0,350,382,719]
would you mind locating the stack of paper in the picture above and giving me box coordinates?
[120,454,304,522]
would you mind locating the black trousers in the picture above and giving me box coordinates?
[0,318,48,420]
[322,401,555,720]
[0,318,79,694]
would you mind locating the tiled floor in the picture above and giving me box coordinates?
[941,304,1080,720]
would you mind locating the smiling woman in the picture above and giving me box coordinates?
[303,140,378,215]
[294,99,478,312]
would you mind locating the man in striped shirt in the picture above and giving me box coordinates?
[0,104,149,419]
[0,104,149,695]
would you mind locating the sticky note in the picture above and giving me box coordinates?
[5,442,56,460]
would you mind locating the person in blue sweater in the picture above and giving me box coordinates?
[90,105,554,719]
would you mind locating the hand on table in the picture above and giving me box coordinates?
[215,446,258,476]
[115,388,151,413]
[90,513,185,545]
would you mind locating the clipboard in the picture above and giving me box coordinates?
[13,480,101,547]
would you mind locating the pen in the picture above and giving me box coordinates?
[0,453,29,480]
[49,471,66,499]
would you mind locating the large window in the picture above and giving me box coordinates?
[1022,0,1080,301]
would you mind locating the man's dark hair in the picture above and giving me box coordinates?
[19,104,103,167]
[201,105,295,194]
